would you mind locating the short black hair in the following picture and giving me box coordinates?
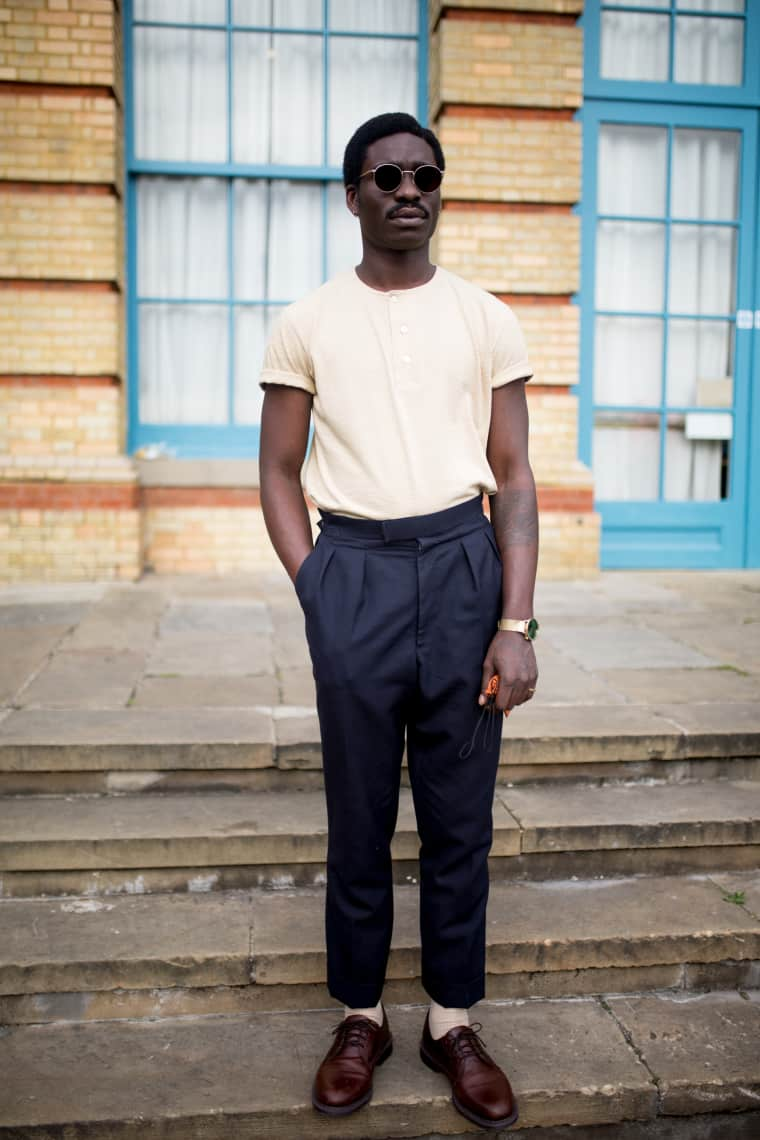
[343,112,445,188]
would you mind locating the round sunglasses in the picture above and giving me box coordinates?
[358,163,443,195]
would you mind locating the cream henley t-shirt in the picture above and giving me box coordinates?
[259,266,533,521]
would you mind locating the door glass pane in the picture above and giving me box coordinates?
[134,28,227,162]
[594,413,660,500]
[138,178,227,300]
[598,125,667,216]
[328,38,417,166]
[601,13,669,81]
[665,414,730,501]
[596,221,665,311]
[674,17,743,85]
[668,225,736,314]
[233,0,322,26]
[330,0,418,33]
[135,0,226,22]
[671,130,740,220]
[666,320,734,406]
[605,0,668,6]
[233,33,323,164]
[139,305,229,424]
[234,306,278,424]
[676,0,744,9]
[594,317,662,406]
[234,180,322,301]
[326,182,361,278]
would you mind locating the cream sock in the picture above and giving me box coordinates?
[343,999,383,1026]
[429,1001,470,1040]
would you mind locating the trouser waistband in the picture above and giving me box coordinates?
[318,495,484,543]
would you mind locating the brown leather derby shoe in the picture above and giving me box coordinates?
[420,1012,518,1130]
[312,1010,393,1116]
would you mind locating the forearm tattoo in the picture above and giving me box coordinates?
[491,487,539,548]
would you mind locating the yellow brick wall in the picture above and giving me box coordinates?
[0,289,119,375]
[440,116,581,203]
[538,511,598,579]
[0,0,117,87]
[0,90,117,183]
[432,19,583,116]
[0,384,120,456]
[0,508,141,581]
[437,209,580,294]
[512,304,579,387]
[143,508,286,576]
[0,191,117,279]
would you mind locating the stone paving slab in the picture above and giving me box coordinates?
[598,667,760,705]
[16,649,146,709]
[159,600,271,635]
[0,789,520,871]
[499,780,760,853]
[0,999,655,1136]
[63,587,166,653]
[131,675,280,708]
[0,626,70,705]
[607,991,760,1116]
[146,631,273,677]
[0,892,254,995]
[0,708,274,769]
[545,624,717,671]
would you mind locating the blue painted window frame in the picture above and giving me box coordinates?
[579,1,760,568]
[124,0,428,459]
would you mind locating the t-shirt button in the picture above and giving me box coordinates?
[400,325,409,334]
[401,354,412,364]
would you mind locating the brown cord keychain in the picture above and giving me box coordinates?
[458,675,509,760]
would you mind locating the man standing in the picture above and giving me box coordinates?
[259,112,538,1132]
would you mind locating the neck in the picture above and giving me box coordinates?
[355,246,436,292]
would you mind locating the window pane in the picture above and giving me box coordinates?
[601,13,669,81]
[138,178,227,300]
[666,319,733,406]
[233,33,323,164]
[330,0,418,33]
[674,17,743,85]
[328,38,417,166]
[596,221,665,311]
[139,305,229,424]
[605,0,668,6]
[665,414,729,501]
[598,125,667,216]
[234,180,322,301]
[668,225,736,315]
[134,28,227,162]
[326,182,361,278]
[234,306,279,424]
[233,0,322,26]
[676,0,744,12]
[594,413,660,500]
[671,130,740,221]
[134,0,226,22]
[594,317,662,406]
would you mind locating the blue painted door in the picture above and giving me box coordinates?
[579,102,759,568]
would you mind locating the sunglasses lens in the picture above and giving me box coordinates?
[373,164,403,192]
[414,165,442,193]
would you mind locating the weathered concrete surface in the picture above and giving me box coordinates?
[0,708,274,769]
[607,991,760,1116]
[599,667,760,705]
[16,649,146,709]
[543,623,716,671]
[0,789,520,872]
[0,999,655,1136]
[500,780,760,853]
[131,675,279,708]
[0,626,71,705]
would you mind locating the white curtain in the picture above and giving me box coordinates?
[593,123,739,502]
[600,3,744,85]
[133,4,415,428]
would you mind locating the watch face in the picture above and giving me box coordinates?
[527,618,539,640]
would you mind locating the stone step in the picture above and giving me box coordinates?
[2,781,760,897]
[1,704,759,796]
[1,874,759,1025]
[2,993,760,1138]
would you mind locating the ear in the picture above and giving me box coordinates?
[346,185,359,216]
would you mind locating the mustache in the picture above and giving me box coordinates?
[387,204,428,219]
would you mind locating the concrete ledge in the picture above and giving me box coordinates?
[135,459,260,488]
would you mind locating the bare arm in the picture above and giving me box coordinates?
[480,379,539,712]
[259,385,314,583]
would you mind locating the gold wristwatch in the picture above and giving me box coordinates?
[497,618,539,641]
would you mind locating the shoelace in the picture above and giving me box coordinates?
[448,1022,489,1062]
[332,1017,375,1051]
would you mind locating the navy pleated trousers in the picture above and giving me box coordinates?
[294,495,503,1009]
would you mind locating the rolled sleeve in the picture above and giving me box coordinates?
[259,308,316,395]
[490,302,533,389]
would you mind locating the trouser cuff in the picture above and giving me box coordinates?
[422,973,485,1009]
[328,974,385,1010]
